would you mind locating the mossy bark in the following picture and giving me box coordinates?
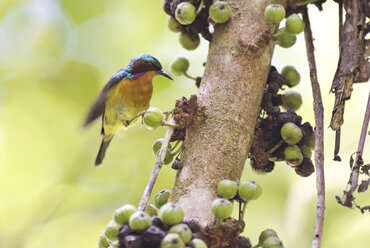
[170,0,276,227]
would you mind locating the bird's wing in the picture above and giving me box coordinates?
[83,70,127,127]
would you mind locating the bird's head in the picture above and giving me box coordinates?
[128,54,173,80]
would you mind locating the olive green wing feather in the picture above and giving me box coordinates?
[83,69,128,127]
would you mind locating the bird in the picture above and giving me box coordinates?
[83,54,173,166]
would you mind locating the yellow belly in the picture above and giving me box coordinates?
[103,71,156,136]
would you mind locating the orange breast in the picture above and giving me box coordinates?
[117,71,156,108]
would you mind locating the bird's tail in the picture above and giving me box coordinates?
[95,135,113,166]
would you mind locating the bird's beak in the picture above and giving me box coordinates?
[158,69,173,80]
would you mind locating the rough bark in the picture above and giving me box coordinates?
[170,0,275,226]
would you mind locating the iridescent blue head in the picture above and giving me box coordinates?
[128,54,173,80]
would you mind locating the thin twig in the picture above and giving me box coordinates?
[344,91,370,205]
[137,120,176,211]
[302,8,326,248]
[333,1,344,161]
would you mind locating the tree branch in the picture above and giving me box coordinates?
[170,0,275,228]
[339,91,370,207]
[302,8,326,248]
[138,123,175,211]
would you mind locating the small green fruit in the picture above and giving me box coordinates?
[104,221,120,242]
[159,203,184,226]
[285,14,305,34]
[129,211,152,232]
[98,233,110,248]
[211,198,233,219]
[145,204,158,216]
[284,145,303,166]
[155,189,171,208]
[262,236,282,248]
[238,181,263,202]
[113,204,137,225]
[170,57,190,76]
[306,133,315,149]
[300,145,312,158]
[217,179,238,199]
[282,90,302,110]
[169,224,193,243]
[108,241,119,248]
[281,66,300,87]
[175,2,196,25]
[191,238,208,248]
[161,233,185,248]
[163,151,174,165]
[209,1,232,24]
[167,16,182,33]
[152,139,173,164]
[143,107,164,130]
[275,28,296,48]
[258,229,278,245]
[179,32,200,50]
[280,122,302,145]
[264,4,285,24]
[152,138,163,156]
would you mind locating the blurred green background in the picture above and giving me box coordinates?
[0,0,369,247]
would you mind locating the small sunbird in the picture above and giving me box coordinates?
[84,54,173,166]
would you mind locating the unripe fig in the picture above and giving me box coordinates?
[306,133,315,149]
[152,138,165,156]
[211,198,233,219]
[238,180,262,202]
[281,66,300,87]
[259,229,278,246]
[163,151,174,165]
[170,57,190,76]
[209,1,232,23]
[217,179,238,199]
[282,90,302,110]
[284,145,303,166]
[109,241,119,248]
[262,236,282,248]
[300,145,312,158]
[98,233,110,248]
[191,238,208,248]
[145,204,158,216]
[169,224,192,243]
[275,28,296,48]
[175,2,196,25]
[104,221,120,242]
[179,32,200,50]
[285,14,305,34]
[155,189,171,208]
[159,203,184,226]
[161,233,185,248]
[280,122,302,145]
[264,4,285,23]
[143,107,164,130]
[167,16,182,33]
[129,211,152,232]
[108,244,118,248]
[113,204,137,225]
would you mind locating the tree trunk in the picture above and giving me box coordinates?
[170,0,275,226]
